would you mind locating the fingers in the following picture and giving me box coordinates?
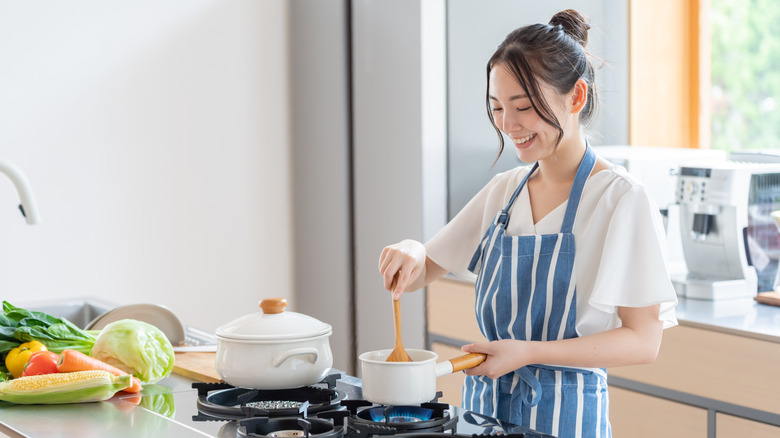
[377,241,424,298]
[378,247,400,291]
[461,343,492,376]
[461,340,527,379]
[461,343,489,354]
[393,265,418,300]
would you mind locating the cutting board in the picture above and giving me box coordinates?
[755,291,780,307]
[173,352,222,383]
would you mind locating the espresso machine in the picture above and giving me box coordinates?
[671,161,780,300]
[596,146,728,275]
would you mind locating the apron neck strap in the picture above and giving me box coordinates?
[500,144,596,232]
[560,144,596,234]
[501,162,539,219]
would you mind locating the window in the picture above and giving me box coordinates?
[710,0,780,152]
[630,0,780,152]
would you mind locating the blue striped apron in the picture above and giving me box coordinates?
[463,146,610,438]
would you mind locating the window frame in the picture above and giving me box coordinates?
[629,0,709,149]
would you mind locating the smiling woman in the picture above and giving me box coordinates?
[378,8,678,438]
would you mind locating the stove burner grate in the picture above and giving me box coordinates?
[237,417,345,438]
[346,401,457,436]
[192,375,347,421]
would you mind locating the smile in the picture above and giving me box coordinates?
[512,134,536,145]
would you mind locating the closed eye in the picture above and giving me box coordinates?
[517,106,531,112]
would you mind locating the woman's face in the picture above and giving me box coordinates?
[488,63,573,163]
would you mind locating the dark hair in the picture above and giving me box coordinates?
[487,9,598,158]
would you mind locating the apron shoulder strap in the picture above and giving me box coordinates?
[503,162,538,216]
[560,145,597,234]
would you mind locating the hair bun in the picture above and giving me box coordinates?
[549,9,590,46]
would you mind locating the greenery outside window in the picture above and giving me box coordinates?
[710,0,780,152]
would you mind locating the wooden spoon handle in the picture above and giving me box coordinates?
[393,299,403,346]
[391,276,402,345]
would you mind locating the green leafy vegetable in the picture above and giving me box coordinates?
[0,301,97,358]
[91,319,174,383]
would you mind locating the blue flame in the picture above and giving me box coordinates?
[368,407,434,423]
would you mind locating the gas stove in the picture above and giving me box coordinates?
[0,371,555,437]
[189,373,555,438]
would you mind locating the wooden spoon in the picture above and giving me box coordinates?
[386,276,413,362]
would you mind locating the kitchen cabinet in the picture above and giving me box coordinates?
[431,342,467,407]
[426,278,487,345]
[426,277,780,434]
[717,413,780,437]
[609,324,780,415]
[609,387,707,437]
[427,279,485,406]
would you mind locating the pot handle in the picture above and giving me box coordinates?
[435,353,486,377]
[273,347,320,367]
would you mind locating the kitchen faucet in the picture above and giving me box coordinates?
[0,159,41,224]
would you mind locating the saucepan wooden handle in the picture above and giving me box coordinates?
[450,353,487,372]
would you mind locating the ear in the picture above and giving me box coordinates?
[570,79,588,114]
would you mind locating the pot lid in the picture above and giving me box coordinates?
[216,297,332,341]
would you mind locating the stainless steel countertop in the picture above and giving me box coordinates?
[675,296,780,343]
[0,372,552,438]
[0,374,204,438]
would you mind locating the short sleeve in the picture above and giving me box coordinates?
[587,185,679,329]
[424,170,525,281]
[424,189,487,282]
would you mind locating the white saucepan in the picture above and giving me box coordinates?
[359,348,486,405]
[215,297,333,389]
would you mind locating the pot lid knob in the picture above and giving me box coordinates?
[259,297,287,314]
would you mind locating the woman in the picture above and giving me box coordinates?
[377,9,678,438]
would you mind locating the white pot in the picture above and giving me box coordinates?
[215,297,333,389]
[359,348,485,405]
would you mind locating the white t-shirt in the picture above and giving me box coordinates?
[425,163,678,336]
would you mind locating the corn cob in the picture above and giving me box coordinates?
[0,370,132,404]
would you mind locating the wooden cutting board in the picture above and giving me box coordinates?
[755,291,780,307]
[173,352,222,383]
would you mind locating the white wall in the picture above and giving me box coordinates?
[0,1,291,335]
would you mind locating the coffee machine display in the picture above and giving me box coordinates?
[672,162,780,300]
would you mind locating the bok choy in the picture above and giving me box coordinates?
[0,301,97,358]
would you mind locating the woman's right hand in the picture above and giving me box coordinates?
[378,239,427,300]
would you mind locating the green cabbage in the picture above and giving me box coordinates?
[91,319,175,383]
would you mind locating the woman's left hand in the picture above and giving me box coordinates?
[460,305,664,374]
[461,340,533,379]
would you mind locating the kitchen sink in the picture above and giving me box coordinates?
[16,296,116,329]
[12,297,217,346]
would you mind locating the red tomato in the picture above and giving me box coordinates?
[21,350,60,377]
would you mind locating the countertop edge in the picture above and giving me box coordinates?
[436,274,780,344]
[677,319,780,343]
